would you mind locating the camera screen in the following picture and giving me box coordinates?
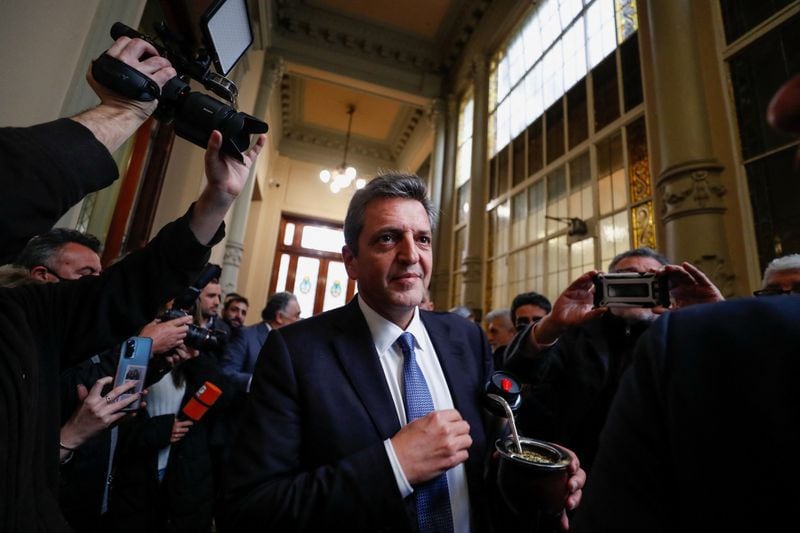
[607,283,650,298]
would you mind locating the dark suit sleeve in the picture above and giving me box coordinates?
[24,205,222,368]
[220,327,253,393]
[223,330,406,532]
[501,323,560,381]
[0,118,118,264]
[573,314,673,532]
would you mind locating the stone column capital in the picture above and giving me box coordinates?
[262,55,287,91]
[658,162,727,222]
[426,98,445,126]
[470,53,488,79]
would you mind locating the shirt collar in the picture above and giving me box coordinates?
[357,296,425,354]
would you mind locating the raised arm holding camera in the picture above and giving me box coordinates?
[0,128,264,532]
[502,248,723,472]
[0,37,175,264]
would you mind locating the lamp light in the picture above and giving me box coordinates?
[319,105,362,193]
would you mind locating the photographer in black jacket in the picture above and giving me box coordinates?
[0,35,266,532]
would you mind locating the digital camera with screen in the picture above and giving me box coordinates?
[592,272,671,308]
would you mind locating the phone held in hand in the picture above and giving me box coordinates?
[113,336,153,411]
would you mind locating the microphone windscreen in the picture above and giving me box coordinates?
[181,381,222,422]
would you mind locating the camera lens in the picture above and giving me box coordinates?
[125,339,136,358]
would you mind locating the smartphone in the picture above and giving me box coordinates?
[113,336,153,411]
[593,272,671,308]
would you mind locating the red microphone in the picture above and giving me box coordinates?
[181,381,222,422]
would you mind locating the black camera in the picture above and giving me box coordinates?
[593,272,671,308]
[92,0,267,161]
[159,264,227,351]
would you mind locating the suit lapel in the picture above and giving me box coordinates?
[421,312,473,420]
[331,299,401,439]
[257,322,269,346]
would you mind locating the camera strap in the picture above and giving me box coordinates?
[91,53,160,102]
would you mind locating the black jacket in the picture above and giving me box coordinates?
[503,312,649,471]
[108,353,233,533]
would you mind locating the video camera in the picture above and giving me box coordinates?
[92,0,267,161]
[160,263,227,351]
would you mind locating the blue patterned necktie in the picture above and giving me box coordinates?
[396,331,454,533]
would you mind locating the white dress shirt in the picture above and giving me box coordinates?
[358,297,472,533]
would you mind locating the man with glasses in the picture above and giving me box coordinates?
[754,254,800,297]
[504,248,723,471]
[574,73,800,532]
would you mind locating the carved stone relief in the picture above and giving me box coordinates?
[692,254,736,298]
[660,168,727,221]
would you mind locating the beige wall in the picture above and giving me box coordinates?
[1,0,100,126]
[0,0,147,126]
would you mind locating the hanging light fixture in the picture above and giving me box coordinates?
[319,104,366,193]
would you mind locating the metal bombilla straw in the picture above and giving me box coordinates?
[487,393,523,454]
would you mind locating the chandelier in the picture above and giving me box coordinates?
[319,104,366,194]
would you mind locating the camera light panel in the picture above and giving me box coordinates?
[203,0,253,76]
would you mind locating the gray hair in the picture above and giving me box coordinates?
[16,228,101,271]
[484,308,513,329]
[262,291,297,322]
[762,254,800,287]
[449,306,474,320]
[608,247,669,272]
[343,173,437,256]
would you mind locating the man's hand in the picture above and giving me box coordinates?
[72,36,176,153]
[204,129,267,200]
[190,129,266,245]
[139,315,192,354]
[557,446,586,531]
[163,343,199,368]
[391,409,472,485]
[60,376,139,451]
[654,262,724,314]
[170,418,194,444]
[87,36,177,119]
[532,271,607,346]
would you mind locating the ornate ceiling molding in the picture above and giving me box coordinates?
[273,0,442,73]
[278,70,427,167]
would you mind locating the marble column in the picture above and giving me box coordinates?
[644,0,735,295]
[461,54,489,316]
[431,95,458,309]
[220,55,285,297]
[427,99,446,218]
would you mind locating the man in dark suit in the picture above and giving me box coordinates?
[220,291,300,393]
[223,173,585,532]
[573,74,800,532]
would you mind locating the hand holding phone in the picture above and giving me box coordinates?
[113,336,153,411]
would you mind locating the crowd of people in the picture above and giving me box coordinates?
[1,29,799,533]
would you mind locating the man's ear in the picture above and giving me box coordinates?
[29,266,50,281]
[342,245,358,280]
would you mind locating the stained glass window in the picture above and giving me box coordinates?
[614,0,638,43]
[631,201,657,250]
[627,117,651,203]
[322,261,348,312]
[292,256,320,318]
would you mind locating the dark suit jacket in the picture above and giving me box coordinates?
[223,298,494,532]
[575,297,800,532]
[220,321,270,392]
[502,312,648,470]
